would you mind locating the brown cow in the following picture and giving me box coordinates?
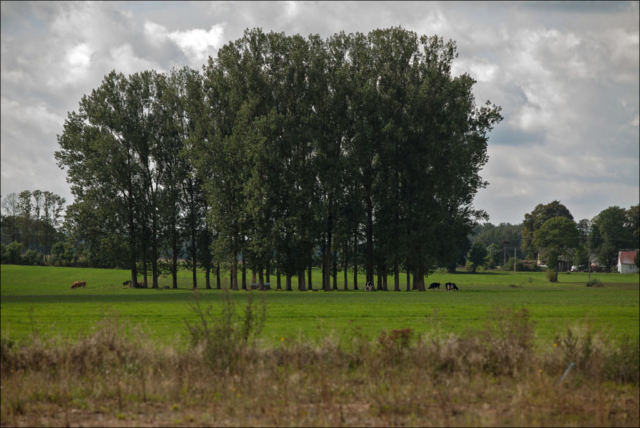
[71,281,86,289]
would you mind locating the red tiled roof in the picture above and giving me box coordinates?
[619,251,637,265]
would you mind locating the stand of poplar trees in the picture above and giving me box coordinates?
[55,27,502,290]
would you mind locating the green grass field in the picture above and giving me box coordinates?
[1,264,638,346]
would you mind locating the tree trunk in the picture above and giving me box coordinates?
[191,229,197,290]
[353,227,359,291]
[332,251,338,290]
[231,233,238,290]
[286,273,292,291]
[277,269,282,290]
[266,260,271,285]
[151,207,158,289]
[172,223,178,289]
[128,189,138,288]
[142,234,148,288]
[242,256,247,290]
[216,264,221,289]
[343,244,349,290]
[382,263,388,291]
[325,195,333,291]
[406,265,411,292]
[365,186,374,284]
[308,257,313,291]
[394,263,400,291]
[203,227,212,290]
[376,269,382,291]
[298,268,306,291]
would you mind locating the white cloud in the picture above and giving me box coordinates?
[108,44,161,76]
[285,1,298,19]
[144,20,226,66]
[453,58,499,82]
[168,25,225,63]
[1,97,63,136]
[60,43,93,85]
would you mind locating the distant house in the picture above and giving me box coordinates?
[617,251,638,274]
[537,251,571,271]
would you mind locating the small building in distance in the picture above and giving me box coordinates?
[617,251,638,274]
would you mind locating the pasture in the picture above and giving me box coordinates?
[2,264,638,345]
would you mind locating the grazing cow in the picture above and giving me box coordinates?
[122,280,131,287]
[71,281,86,289]
[365,281,375,292]
[445,282,458,291]
[428,282,440,290]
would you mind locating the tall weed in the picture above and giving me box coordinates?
[184,289,266,374]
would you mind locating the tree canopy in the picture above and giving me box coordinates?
[533,216,580,273]
[54,27,502,289]
[521,200,574,259]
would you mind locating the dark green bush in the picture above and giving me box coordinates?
[545,269,557,283]
[4,242,23,264]
[23,249,44,266]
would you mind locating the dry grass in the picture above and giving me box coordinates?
[1,295,638,427]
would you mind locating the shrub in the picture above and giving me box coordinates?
[0,336,15,367]
[23,249,43,266]
[549,327,639,385]
[586,278,603,287]
[4,242,23,264]
[503,257,535,272]
[610,266,619,273]
[603,335,640,384]
[185,290,266,374]
[545,269,557,283]
[51,241,77,266]
[466,242,488,273]
[420,308,536,377]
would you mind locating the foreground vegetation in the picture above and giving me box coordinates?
[1,295,638,427]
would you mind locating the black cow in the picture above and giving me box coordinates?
[428,282,440,290]
[123,280,131,287]
[445,282,458,291]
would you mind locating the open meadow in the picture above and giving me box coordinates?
[1,264,638,346]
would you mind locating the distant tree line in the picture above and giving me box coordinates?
[52,27,502,290]
[464,201,638,276]
[520,201,638,274]
[464,201,639,275]
[1,190,66,265]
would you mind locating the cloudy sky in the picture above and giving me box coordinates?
[1,1,638,224]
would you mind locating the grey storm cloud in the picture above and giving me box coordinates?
[1,1,638,224]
